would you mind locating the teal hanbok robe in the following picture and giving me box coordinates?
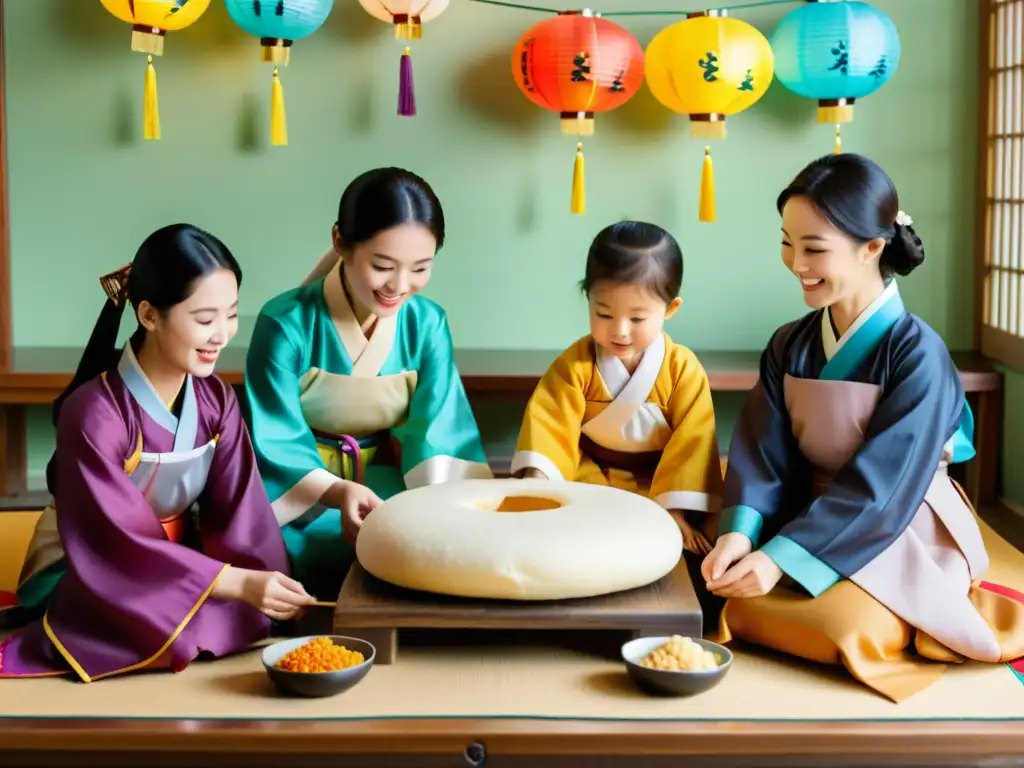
[243,265,492,599]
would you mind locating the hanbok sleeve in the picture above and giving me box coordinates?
[510,342,588,482]
[759,331,966,598]
[393,309,493,487]
[649,349,724,513]
[196,377,291,574]
[244,312,334,525]
[45,387,233,678]
[718,328,803,546]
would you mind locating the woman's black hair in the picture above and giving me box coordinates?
[335,166,445,250]
[46,223,241,493]
[579,220,683,305]
[776,152,925,277]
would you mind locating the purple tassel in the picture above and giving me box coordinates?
[398,47,416,117]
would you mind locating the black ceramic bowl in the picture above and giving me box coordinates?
[261,635,376,698]
[621,635,732,697]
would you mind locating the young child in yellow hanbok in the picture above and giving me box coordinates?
[512,221,724,553]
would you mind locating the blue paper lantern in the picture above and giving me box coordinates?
[224,0,333,64]
[770,0,900,124]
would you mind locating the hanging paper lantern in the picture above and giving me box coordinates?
[645,10,774,223]
[511,9,645,215]
[770,0,900,149]
[359,0,450,39]
[99,0,212,140]
[224,0,334,146]
[359,1,451,118]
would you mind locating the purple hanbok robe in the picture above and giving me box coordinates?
[0,345,290,682]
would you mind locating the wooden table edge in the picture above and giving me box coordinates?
[0,717,1022,756]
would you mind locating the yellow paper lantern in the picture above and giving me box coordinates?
[645,11,774,222]
[99,0,213,140]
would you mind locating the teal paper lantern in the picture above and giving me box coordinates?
[224,0,333,147]
[770,0,900,124]
[224,0,333,64]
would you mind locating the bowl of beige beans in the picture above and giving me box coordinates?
[621,634,733,697]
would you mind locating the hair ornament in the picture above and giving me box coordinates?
[99,264,132,306]
[895,210,913,227]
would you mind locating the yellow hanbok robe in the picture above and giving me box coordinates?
[511,333,723,522]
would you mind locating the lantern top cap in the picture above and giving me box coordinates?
[687,8,728,17]
[558,8,595,16]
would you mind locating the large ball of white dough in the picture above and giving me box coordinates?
[354,478,684,601]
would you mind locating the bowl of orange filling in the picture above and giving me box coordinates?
[261,635,376,698]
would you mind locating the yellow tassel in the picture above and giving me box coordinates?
[834,124,842,155]
[699,146,715,223]
[143,55,160,140]
[271,67,287,146]
[570,143,585,215]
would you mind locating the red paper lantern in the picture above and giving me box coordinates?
[512,9,644,214]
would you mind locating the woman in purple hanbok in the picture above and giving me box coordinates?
[0,224,313,682]
[700,154,1024,702]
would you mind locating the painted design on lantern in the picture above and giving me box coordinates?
[610,69,625,93]
[571,52,592,83]
[698,52,719,82]
[252,0,287,15]
[738,69,754,91]
[127,0,193,17]
[519,40,535,93]
[829,41,849,74]
[869,55,888,79]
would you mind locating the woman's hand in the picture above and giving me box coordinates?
[706,551,784,599]
[214,567,314,621]
[669,511,713,555]
[700,532,753,584]
[323,480,383,544]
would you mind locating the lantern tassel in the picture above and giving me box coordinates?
[699,146,715,223]
[271,67,287,146]
[834,124,842,155]
[398,47,416,116]
[571,143,585,215]
[143,55,160,141]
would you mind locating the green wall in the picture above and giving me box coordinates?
[5,0,999,491]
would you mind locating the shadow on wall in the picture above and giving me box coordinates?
[455,49,541,131]
[325,0,384,42]
[604,86,676,136]
[51,1,124,50]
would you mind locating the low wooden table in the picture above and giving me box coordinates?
[332,559,702,664]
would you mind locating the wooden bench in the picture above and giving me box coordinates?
[0,347,1004,509]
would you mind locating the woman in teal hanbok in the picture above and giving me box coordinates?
[243,167,492,599]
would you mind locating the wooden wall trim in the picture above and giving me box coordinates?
[974,0,992,352]
[0,0,11,371]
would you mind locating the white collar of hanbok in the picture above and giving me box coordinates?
[822,279,899,362]
[595,332,666,400]
[322,266,397,378]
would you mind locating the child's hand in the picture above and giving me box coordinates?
[670,511,713,555]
